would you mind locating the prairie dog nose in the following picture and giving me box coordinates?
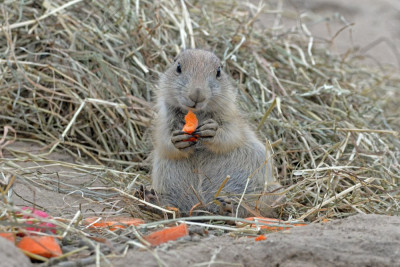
[188,88,206,103]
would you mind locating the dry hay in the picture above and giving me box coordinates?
[0,0,400,264]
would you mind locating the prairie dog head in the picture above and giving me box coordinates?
[158,49,236,112]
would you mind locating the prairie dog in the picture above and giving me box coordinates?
[151,49,281,217]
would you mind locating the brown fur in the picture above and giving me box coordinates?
[151,49,282,217]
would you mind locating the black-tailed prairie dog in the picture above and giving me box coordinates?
[151,49,282,217]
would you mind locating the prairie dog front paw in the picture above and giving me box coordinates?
[171,130,197,150]
[195,119,219,139]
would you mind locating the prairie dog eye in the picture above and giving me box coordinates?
[216,66,221,78]
[176,63,182,74]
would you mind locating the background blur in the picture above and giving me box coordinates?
[261,0,400,69]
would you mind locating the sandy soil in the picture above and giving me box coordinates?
[3,142,110,219]
[263,0,400,69]
[112,214,400,267]
[0,237,32,267]
[2,142,400,266]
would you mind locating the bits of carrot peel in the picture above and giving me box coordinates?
[83,216,144,231]
[17,236,62,258]
[255,235,266,241]
[240,217,308,232]
[0,233,15,243]
[143,223,188,246]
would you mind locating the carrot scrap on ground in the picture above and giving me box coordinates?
[17,236,62,258]
[0,232,15,243]
[189,202,202,216]
[255,234,267,241]
[242,217,308,232]
[20,207,57,234]
[164,206,180,212]
[291,223,308,227]
[83,216,144,231]
[143,223,188,246]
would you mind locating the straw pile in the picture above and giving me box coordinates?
[1,0,400,262]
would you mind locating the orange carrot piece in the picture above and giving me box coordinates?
[244,217,308,232]
[244,217,286,231]
[17,236,62,258]
[84,217,144,231]
[291,223,308,227]
[143,223,188,246]
[255,235,266,241]
[182,110,198,134]
[185,136,198,142]
[189,202,202,216]
[0,232,15,243]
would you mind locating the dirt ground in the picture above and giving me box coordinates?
[111,214,400,267]
[1,0,400,266]
[4,141,111,219]
[0,237,32,267]
[278,0,400,69]
[3,142,400,266]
